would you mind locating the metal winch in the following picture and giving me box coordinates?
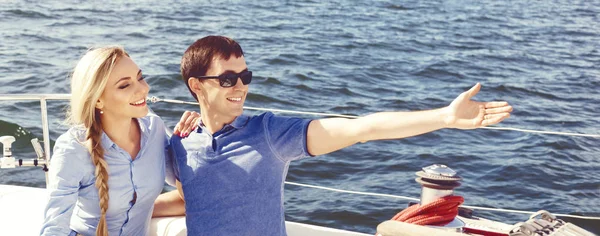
[416,164,465,231]
[416,164,462,205]
[0,136,16,168]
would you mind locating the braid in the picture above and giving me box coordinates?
[87,112,109,236]
[68,46,127,235]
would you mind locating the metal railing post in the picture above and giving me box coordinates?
[40,98,51,187]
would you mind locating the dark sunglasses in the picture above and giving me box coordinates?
[195,70,252,88]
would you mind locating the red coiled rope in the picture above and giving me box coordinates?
[391,195,464,226]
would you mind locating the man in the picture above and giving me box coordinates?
[152,35,513,235]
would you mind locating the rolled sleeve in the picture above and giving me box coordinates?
[40,133,87,236]
[264,112,312,162]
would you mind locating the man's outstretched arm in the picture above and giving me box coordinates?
[152,181,185,217]
[306,83,512,156]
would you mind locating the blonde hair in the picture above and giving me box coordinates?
[68,46,128,236]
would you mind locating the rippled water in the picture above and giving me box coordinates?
[1,0,599,234]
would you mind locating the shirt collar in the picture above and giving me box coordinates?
[100,131,115,149]
[197,114,250,134]
[230,114,250,129]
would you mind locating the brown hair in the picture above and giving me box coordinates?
[68,46,128,236]
[180,36,244,101]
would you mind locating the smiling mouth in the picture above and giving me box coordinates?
[227,97,242,102]
[130,99,146,106]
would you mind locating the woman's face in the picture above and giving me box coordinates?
[97,56,150,120]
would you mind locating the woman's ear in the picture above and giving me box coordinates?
[95,99,104,110]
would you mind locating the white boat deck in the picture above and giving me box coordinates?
[0,184,370,236]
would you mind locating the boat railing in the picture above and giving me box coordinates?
[1,93,599,221]
[0,94,70,185]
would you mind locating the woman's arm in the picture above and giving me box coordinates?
[40,133,87,235]
[154,116,188,217]
[152,181,185,217]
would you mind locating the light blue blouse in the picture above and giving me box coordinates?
[40,114,167,236]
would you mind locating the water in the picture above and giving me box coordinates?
[1,0,599,234]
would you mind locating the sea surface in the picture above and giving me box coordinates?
[1,0,599,234]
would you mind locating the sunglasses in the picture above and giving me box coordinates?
[195,70,252,88]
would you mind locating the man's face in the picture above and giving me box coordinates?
[197,55,249,122]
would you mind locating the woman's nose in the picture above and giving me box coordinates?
[137,79,150,95]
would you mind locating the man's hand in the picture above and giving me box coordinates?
[443,83,512,129]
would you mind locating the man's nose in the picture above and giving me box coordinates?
[233,77,246,89]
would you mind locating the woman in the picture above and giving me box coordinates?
[40,46,196,236]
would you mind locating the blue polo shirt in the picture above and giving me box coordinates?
[166,112,313,236]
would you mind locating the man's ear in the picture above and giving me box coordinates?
[188,77,203,96]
